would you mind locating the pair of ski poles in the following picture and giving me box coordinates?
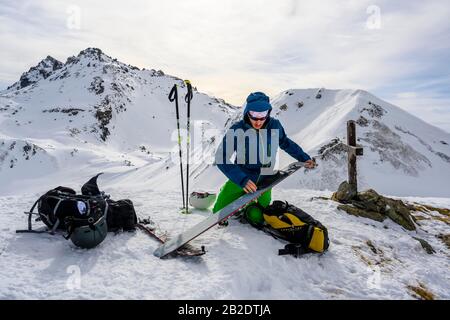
[168,80,193,214]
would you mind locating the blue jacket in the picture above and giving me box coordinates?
[216,116,311,188]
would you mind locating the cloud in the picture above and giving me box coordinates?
[0,0,449,131]
[396,92,418,99]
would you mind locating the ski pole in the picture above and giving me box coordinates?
[168,84,186,211]
[184,80,193,214]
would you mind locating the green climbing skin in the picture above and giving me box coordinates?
[212,179,271,225]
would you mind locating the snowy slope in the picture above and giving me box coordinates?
[1,187,448,299]
[270,89,450,197]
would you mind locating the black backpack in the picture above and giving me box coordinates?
[37,186,107,233]
[106,199,138,232]
[262,200,330,256]
[17,173,138,248]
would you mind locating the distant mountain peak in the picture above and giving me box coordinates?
[62,47,141,73]
[76,47,110,61]
[64,47,111,66]
[6,55,63,91]
[79,47,103,56]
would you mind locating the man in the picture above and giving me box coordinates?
[213,92,315,226]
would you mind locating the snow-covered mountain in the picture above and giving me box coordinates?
[0,48,237,194]
[1,48,449,197]
[0,49,449,300]
[269,88,450,197]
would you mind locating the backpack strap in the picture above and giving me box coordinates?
[16,197,43,233]
[278,243,308,257]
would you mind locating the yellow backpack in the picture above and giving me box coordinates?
[262,201,329,255]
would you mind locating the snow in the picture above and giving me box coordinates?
[1,48,449,299]
[1,187,448,299]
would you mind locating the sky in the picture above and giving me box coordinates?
[1,0,449,132]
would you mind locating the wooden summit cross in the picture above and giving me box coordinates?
[346,120,363,194]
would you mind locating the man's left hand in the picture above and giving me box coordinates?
[305,159,316,169]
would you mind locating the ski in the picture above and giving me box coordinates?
[153,161,306,258]
[137,222,205,258]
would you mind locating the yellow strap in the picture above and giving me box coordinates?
[263,212,306,229]
[284,213,306,226]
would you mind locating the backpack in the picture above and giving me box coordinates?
[106,199,138,232]
[262,200,329,256]
[17,173,137,248]
[33,174,109,248]
[37,186,107,233]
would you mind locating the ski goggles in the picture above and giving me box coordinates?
[248,110,269,121]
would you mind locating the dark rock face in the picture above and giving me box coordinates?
[95,105,112,141]
[77,47,107,61]
[317,138,346,161]
[356,115,369,127]
[89,77,105,95]
[19,77,32,88]
[360,101,386,118]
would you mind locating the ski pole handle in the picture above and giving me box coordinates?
[169,84,178,102]
[184,80,193,103]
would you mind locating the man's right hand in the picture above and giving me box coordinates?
[305,159,317,169]
[243,180,257,193]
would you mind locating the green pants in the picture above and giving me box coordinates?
[212,180,271,225]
